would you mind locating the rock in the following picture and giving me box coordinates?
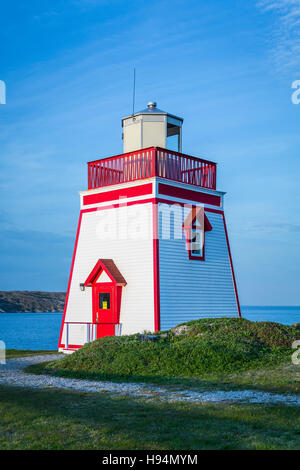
[139,332,170,341]
[171,324,191,336]
[158,332,170,339]
[292,323,300,330]
[139,334,159,342]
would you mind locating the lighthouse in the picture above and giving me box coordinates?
[58,102,241,353]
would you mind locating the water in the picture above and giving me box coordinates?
[0,313,63,350]
[0,308,299,350]
[242,306,300,325]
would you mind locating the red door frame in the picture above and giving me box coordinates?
[92,283,115,323]
[92,282,117,338]
[83,259,127,340]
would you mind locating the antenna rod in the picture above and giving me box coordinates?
[132,68,136,116]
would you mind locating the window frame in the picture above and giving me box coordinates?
[185,224,205,261]
[182,206,212,262]
[99,292,111,310]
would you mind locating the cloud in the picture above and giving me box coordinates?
[246,221,300,233]
[257,0,300,70]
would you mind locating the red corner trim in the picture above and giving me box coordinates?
[222,213,241,318]
[152,199,160,332]
[58,212,83,348]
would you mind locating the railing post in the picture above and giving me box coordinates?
[151,148,157,177]
[115,323,122,336]
[213,164,217,189]
[65,323,69,349]
[88,164,91,189]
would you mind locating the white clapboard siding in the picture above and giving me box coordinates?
[159,205,239,331]
[64,202,155,343]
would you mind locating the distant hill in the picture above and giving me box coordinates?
[0,291,66,313]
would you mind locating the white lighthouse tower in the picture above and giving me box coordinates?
[58,102,240,353]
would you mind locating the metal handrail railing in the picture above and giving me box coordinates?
[87,147,216,190]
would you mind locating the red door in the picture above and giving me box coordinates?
[93,285,116,339]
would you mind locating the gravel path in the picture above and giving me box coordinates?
[1,355,300,406]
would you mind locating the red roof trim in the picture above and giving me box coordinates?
[183,206,212,232]
[158,183,221,207]
[84,259,127,287]
[204,215,212,232]
[83,183,153,206]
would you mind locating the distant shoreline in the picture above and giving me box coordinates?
[0,311,63,314]
[0,291,66,313]
[0,291,299,315]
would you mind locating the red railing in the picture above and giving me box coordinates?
[88,147,216,190]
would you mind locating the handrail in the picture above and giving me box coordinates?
[63,321,122,348]
[87,147,216,190]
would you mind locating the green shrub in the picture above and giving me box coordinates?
[47,318,300,379]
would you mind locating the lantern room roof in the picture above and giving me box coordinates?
[122,101,183,125]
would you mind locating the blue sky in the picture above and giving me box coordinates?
[0,0,299,305]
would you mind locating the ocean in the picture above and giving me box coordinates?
[0,313,63,350]
[0,307,299,350]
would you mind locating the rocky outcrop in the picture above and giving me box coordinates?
[0,291,66,313]
[171,324,191,336]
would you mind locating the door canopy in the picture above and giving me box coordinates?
[84,259,127,287]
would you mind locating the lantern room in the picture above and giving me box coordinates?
[122,101,183,153]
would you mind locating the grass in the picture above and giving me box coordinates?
[27,318,300,394]
[211,362,300,394]
[3,320,300,450]
[0,384,300,450]
[6,349,59,359]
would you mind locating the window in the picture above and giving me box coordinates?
[190,228,204,256]
[185,226,205,260]
[182,206,212,261]
[99,292,111,310]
